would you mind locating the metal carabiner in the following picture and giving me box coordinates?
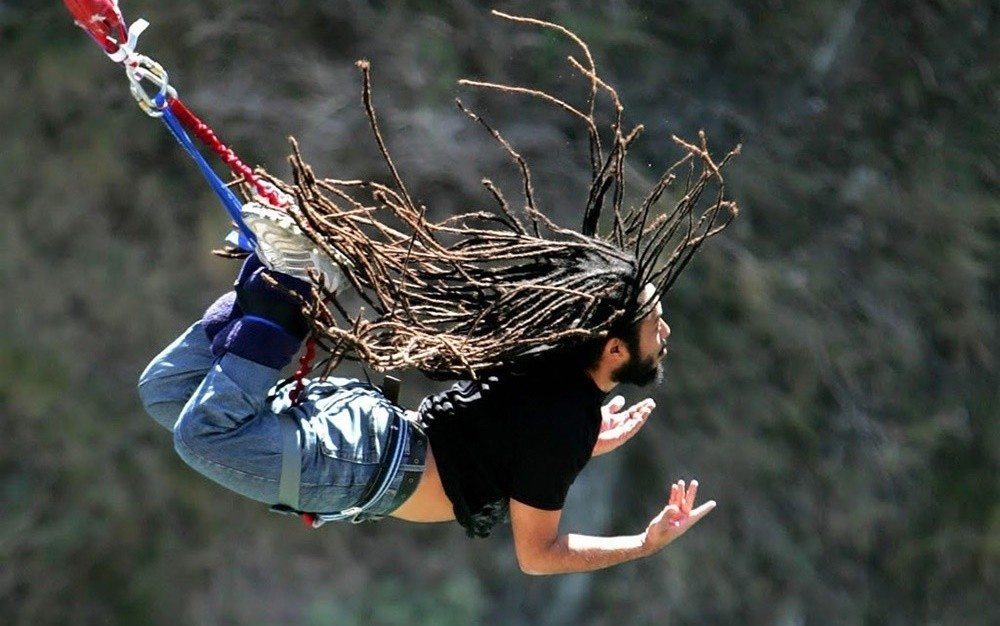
[124,55,176,117]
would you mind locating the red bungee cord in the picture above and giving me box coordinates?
[166,99,289,209]
[64,0,317,407]
[289,339,317,406]
[62,0,287,210]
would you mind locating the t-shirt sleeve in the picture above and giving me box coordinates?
[508,413,592,511]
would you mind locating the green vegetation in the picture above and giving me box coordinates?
[2,1,995,624]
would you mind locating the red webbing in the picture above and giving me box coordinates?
[63,0,128,54]
[166,98,288,208]
[288,338,317,406]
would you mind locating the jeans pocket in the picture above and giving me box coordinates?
[311,389,388,464]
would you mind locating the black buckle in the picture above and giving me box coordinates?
[268,503,302,516]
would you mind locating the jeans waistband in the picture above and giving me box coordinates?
[357,412,428,519]
[313,409,427,525]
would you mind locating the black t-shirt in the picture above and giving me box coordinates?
[419,370,606,537]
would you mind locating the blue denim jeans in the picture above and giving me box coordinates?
[138,322,422,519]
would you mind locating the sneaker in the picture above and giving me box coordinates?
[240,202,349,293]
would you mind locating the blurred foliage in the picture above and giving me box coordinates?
[304,575,482,626]
[1,0,997,625]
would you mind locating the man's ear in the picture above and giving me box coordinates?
[603,337,629,363]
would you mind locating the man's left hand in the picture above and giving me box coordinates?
[593,396,655,456]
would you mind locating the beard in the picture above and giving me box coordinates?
[611,350,664,387]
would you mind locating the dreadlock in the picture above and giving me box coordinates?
[245,10,739,380]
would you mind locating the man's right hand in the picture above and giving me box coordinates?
[642,479,716,552]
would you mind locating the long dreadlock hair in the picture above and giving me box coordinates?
[245,11,739,380]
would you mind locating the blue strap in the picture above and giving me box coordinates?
[153,93,256,249]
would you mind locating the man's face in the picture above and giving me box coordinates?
[612,285,670,387]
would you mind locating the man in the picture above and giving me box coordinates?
[140,13,735,574]
[139,234,714,576]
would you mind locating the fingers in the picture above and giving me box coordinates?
[684,480,698,515]
[690,500,716,520]
[601,396,627,432]
[652,483,716,541]
[605,395,626,413]
[601,398,655,441]
[667,499,716,530]
[629,401,654,423]
[609,406,652,436]
[627,398,655,417]
[614,399,654,431]
[667,478,702,517]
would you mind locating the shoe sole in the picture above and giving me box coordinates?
[241,203,347,292]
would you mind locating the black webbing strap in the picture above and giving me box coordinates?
[381,375,401,404]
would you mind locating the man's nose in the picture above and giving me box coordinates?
[659,319,670,340]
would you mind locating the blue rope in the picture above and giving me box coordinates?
[153,93,256,249]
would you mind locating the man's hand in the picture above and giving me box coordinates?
[643,479,716,552]
[508,480,715,575]
[593,395,655,456]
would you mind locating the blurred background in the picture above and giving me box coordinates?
[1,1,996,624]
